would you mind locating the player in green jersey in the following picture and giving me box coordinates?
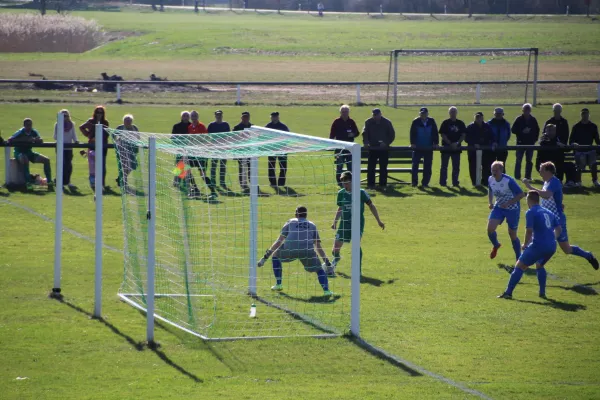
[330,171,385,276]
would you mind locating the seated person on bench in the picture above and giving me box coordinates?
[7,118,53,191]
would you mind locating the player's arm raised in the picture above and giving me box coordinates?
[367,200,385,230]
[522,180,554,199]
[257,235,285,267]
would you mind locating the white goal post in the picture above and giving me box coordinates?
[112,126,363,342]
[386,47,539,107]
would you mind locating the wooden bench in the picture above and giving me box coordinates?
[564,151,593,174]
[359,148,422,185]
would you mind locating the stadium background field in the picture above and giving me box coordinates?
[1,8,600,400]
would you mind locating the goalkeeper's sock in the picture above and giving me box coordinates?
[505,267,524,296]
[43,162,52,182]
[511,238,521,261]
[536,267,547,297]
[488,231,500,247]
[571,246,591,260]
[272,257,282,285]
[316,269,329,291]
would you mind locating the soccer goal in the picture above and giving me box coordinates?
[110,127,362,341]
[386,48,538,107]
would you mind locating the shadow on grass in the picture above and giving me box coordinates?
[275,186,305,197]
[0,190,9,197]
[337,271,397,287]
[63,188,87,197]
[417,186,457,197]
[277,291,341,304]
[375,187,413,198]
[563,186,600,196]
[497,263,538,276]
[513,298,587,312]
[549,282,599,296]
[344,334,422,377]
[53,296,203,383]
[448,186,488,197]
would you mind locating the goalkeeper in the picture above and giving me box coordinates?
[258,206,333,297]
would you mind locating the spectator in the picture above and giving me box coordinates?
[53,109,78,191]
[363,108,395,190]
[536,124,568,185]
[489,107,511,166]
[512,103,540,180]
[187,110,217,199]
[569,108,600,187]
[330,104,360,185]
[543,103,569,181]
[233,111,253,192]
[409,107,437,188]
[317,1,324,16]
[265,111,290,187]
[439,106,466,187]
[465,111,495,187]
[79,105,109,190]
[208,110,231,188]
[115,114,139,190]
[172,111,191,187]
[7,118,53,191]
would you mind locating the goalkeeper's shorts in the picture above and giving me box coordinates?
[276,248,321,272]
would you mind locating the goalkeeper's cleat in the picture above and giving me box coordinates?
[323,290,334,297]
[497,292,512,300]
[490,244,501,259]
[271,284,283,291]
[588,253,599,270]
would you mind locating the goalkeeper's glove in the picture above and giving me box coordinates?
[324,259,331,267]
[257,249,273,268]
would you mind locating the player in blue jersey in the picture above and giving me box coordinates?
[523,161,599,270]
[257,206,333,297]
[498,191,562,299]
[487,161,526,261]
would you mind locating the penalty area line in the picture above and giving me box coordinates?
[0,198,122,254]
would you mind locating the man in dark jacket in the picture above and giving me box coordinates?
[208,110,231,188]
[569,108,600,187]
[363,108,395,189]
[409,107,438,187]
[465,111,495,187]
[266,111,290,187]
[439,106,466,187]
[330,104,360,185]
[489,107,511,167]
[233,111,253,192]
[543,103,569,181]
[512,103,540,180]
[536,124,566,183]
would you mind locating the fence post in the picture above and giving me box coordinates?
[566,5,569,15]
[475,83,481,104]
[53,111,65,298]
[236,84,242,105]
[356,84,361,105]
[94,124,103,319]
[116,83,121,103]
[4,146,10,186]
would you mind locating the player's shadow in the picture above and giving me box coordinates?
[497,264,536,276]
[549,282,599,296]
[337,271,396,287]
[277,292,341,304]
[216,186,246,198]
[377,187,412,198]
[448,186,487,197]
[513,298,587,312]
[63,187,86,197]
[52,296,203,383]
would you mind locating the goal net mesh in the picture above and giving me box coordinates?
[387,48,537,106]
[110,126,355,340]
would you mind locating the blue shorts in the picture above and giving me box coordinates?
[489,207,520,231]
[557,214,568,243]
[519,243,556,267]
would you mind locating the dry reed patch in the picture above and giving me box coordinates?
[0,13,103,53]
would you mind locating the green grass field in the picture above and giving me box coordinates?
[1,103,600,399]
